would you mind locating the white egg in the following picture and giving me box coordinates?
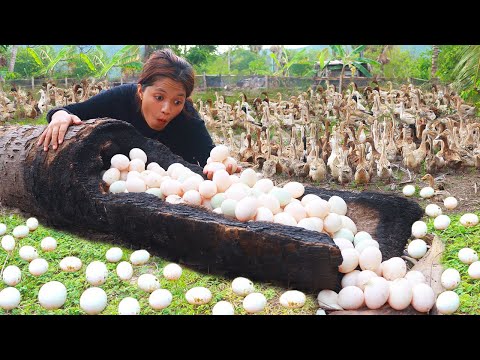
[338,248,359,273]
[441,268,461,290]
[358,247,382,272]
[283,182,305,199]
[317,289,343,310]
[118,297,140,315]
[411,221,428,238]
[355,270,378,291]
[459,213,479,227]
[235,196,258,222]
[111,153,130,171]
[436,291,460,315]
[279,290,306,309]
[59,256,82,272]
[147,162,166,175]
[425,204,442,218]
[257,194,281,215]
[3,265,21,286]
[1,235,15,252]
[316,309,327,315]
[102,168,121,186]
[407,239,428,259]
[221,198,238,218]
[185,287,212,305]
[240,168,258,188]
[337,286,364,310]
[434,215,451,230]
[363,276,390,310]
[149,289,173,310]
[130,249,150,265]
[300,194,321,206]
[0,223,6,236]
[232,277,255,296]
[355,239,380,254]
[41,237,57,252]
[253,178,274,194]
[353,231,373,246]
[340,215,358,235]
[458,248,478,264]
[80,287,108,315]
[137,274,160,293]
[323,213,343,234]
[333,228,354,242]
[29,258,49,276]
[125,176,146,193]
[305,198,330,219]
[166,194,183,204]
[0,287,21,310]
[212,169,232,193]
[388,278,413,310]
[404,270,427,287]
[38,281,67,310]
[19,245,38,262]
[212,300,235,315]
[129,148,148,163]
[269,187,292,207]
[198,180,218,199]
[116,261,134,280]
[443,196,458,210]
[255,207,275,222]
[109,180,127,194]
[223,157,238,173]
[204,161,226,174]
[106,247,123,262]
[26,217,39,231]
[340,270,360,289]
[419,186,435,198]
[328,195,348,216]
[273,212,297,227]
[468,261,480,279]
[402,184,416,196]
[12,225,30,239]
[381,257,407,281]
[284,202,307,223]
[243,292,267,313]
[210,144,230,162]
[411,283,435,313]
[163,263,182,280]
[85,261,108,286]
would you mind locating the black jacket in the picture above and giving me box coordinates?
[46,83,215,167]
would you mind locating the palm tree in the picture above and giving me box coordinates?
[8,45,18,72]
[451,45,480,93]
[431,45,440,81]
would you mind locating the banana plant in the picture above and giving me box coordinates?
[27,45,77,78]
[93,45,143,78]
[326,45,380,92]
[270,48,308,76]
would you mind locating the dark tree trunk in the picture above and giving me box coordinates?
[0,119,422,293]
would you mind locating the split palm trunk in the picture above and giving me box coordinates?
[0,119,422,293]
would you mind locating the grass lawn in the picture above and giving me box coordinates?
[428,211,480,315]
[0,213,319,315]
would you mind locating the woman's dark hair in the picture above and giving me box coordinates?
[137,48,195,116]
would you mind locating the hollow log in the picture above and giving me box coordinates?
[0,119,422,293]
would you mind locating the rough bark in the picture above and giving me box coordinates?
[0,119,347,292]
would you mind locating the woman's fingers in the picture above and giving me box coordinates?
[235,166,242,173]
[42,127,53,151]
[37,129,46,147]
[51,126,60,150]
[57,122,71,145]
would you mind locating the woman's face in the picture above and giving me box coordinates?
[137,78,186,131]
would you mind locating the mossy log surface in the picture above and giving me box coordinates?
[0,119,422,293]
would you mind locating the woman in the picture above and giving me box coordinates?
[37,48,238,177]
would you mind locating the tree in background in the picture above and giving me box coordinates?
[431,45,440,81]
[451,45,480,105]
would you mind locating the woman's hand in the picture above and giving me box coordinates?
[37,110,84,151]
[203,164,242,180]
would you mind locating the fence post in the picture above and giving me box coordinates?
[65,77,68,87]
[265,75,268,89]
[203,72,207,90]
[120,76,123,85]
[31,76,34,90]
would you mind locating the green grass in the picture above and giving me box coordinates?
[428,211,480,315]
[0,213,319,315]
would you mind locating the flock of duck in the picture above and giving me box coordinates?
[195,81,479,187]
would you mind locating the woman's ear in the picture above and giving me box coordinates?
[137,84,143,101]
